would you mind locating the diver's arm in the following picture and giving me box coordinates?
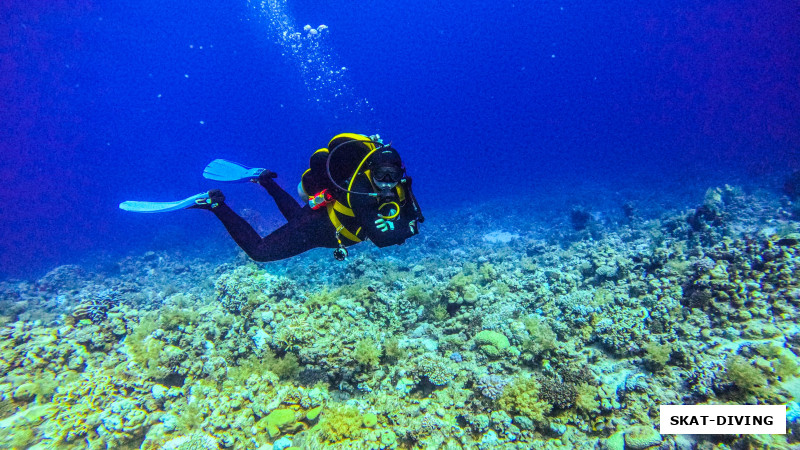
[401,177,424,224]
[349,177,415,247]
[359,209,413,247]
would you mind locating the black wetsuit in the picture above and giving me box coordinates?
[211,176,418,262]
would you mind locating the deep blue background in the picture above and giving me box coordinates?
[2,0,799,279]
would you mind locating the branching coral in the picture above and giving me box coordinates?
[214,266,290,314]
[318,405,364,442]
[159,432,219,450]
[538,376,578,410]
[71,289,119,323]
[725,355,767,393]
[643,341,672,372]
[496,375,552,422]
[383,336,405,362]
[475,374,509,400]
[353,338,381,368]
[50,369,156,446]
[414,354,455,386]
[574,383,599,412]
[521,316,557,356]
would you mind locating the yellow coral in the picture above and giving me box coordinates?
[354,338,381,367]
[624,425,662,449]
[49,368,155,445]
[318,405,364,442]
[575,383,599,413]
[496,375,552,422]
[256,408,297,437]
[725,355,767,393]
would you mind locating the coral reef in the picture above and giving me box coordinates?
[1,184,799,448]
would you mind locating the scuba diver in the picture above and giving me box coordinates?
[120,133,424,261]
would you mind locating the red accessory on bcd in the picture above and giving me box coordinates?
[309,189,334,210]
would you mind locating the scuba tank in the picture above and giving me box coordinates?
[298,134,424,259]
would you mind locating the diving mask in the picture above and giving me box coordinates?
[372,165,402,192]
[373,168,401,196]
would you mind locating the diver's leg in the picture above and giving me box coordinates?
[212,204,333,262]
[210,204,267,258]
[258,176,303,222]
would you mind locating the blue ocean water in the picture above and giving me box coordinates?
[2,0,799,279]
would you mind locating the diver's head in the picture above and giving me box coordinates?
[373,165,403,191]
[369,146,404,193]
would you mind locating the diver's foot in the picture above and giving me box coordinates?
[258,170,278,183]
[187,189,225,210]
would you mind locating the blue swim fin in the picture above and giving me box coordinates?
[203,159,265,182]
[119,192,212,213]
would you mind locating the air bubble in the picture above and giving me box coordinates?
[247,0,374,117]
